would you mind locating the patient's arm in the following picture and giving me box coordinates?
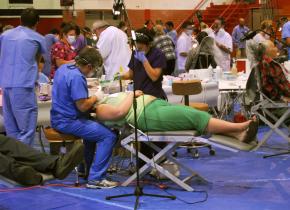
[95,91,143,121]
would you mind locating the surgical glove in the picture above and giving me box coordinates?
[95,90,104,101]
[134,51,147,63]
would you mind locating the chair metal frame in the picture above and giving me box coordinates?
[244,64,290,150]
[120,125,256,191]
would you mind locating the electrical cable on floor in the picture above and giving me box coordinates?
[0,183,84,193]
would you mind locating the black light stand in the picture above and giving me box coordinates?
[263,150,290,158]
[105,1,176,209]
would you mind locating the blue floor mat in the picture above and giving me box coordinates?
[0,126,290,210]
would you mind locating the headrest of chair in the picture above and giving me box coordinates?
[172,80,202,96]
[245,65,262,105]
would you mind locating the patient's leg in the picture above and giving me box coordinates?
[206,117,257,142]
[206,118,250,133]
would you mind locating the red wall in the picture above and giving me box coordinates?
[127,9,192,29]
[0,18,63,35]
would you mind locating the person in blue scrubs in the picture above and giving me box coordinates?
[51,47,118,189]
[0,8,47,145]
[43,29,59,77]
[282,19,290,60]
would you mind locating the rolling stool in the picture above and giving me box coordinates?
[172,80,215,158]
[43,126,83,186]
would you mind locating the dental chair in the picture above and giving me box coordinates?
[244,65,290,150]
[120,125,257,191]
[119,73,269,191]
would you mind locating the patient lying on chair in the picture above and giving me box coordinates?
[95,91,258,144]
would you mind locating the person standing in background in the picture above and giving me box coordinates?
[92,20,131,80]
[165,21,177,46]
[43,28,59,77]
[212,17,233,71]
[73,25,87,53]
[252,20,274,44]
[153,24,176,75]
[176,21,193,75]
[232,18,249,58]
[0,8,47,145]
[282,18,290,60]
[118,27,167,100]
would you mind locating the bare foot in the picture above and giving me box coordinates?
[232,117,258,143]
[239,118,258,143]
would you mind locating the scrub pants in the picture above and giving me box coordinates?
[2,88,38,145]
[52,118,117,181]
[0,135,58,185]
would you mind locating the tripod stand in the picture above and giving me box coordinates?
[105,1,175,209]
[264,150,290,158]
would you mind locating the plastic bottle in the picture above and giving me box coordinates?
[231,59,238,76]
[208,65,214,81]
[215,66,222,81]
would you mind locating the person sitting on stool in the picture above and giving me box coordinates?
[50,47,118,189]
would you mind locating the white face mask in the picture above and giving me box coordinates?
[67,35,76,44]
[185,29,193,36]
[92,34,98,41]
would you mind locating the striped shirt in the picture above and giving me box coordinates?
[153,35,176,61]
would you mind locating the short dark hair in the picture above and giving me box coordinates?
[75,47,103,68]
[49,28,59,35]
[75,24,81,36]
[135,27,154,45]
[118,21,126,29]
[60,22,67,29]
[165,21,174,28]
[21,8,39,27]
[216,17,225,26]
[61,22,77,37]
[82,26,91,33]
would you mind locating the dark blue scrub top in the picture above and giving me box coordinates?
[128,47,167,99]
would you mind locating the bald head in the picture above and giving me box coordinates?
[239,18,245,27]
[154,24,164,36]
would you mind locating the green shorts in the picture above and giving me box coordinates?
[137,99,211,135]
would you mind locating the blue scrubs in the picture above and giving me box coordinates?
[0,26,47,145]
[43,34,58,77]
[51,64,117,181]
[282,21,290,60]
